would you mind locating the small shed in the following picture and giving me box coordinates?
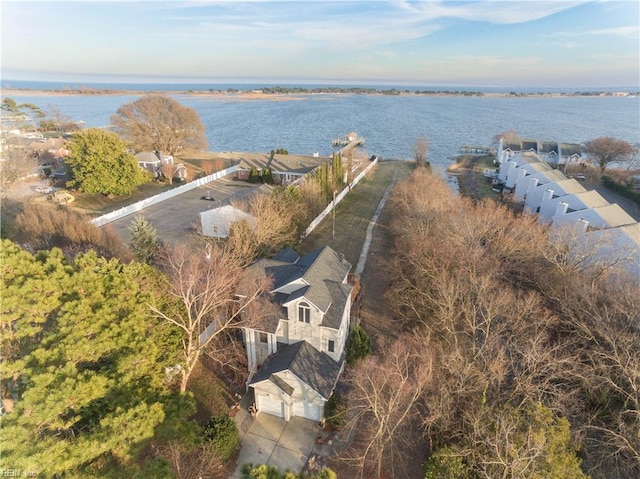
[199,205,255,238]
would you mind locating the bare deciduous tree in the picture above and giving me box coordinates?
[342,335,435,478]
[413,136,429,167]
[0,144,37,199]
[225,190,307,265]
[111,95,207,156]
[161,162,177,184]
[151,243,271,392]
[583,136,633,172]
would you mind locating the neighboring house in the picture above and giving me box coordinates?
[134,151,187,180]
[235,152,331,185]
[558,143,584,166]
[243,246,353,421]
[199,205,255,238]
[498,151,542,189]
[574,223,640,281]
[524,177,585,214]
[551,203,636,233]
[539,190,609,224]
[512,161,555,202]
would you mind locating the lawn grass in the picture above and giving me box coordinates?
[299,161,414,266]
[188,357,237,426]
[70,181,180,215]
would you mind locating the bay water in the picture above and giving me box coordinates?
[5,91,639,172]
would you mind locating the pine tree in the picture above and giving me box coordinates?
[0,240,193,476]
[129,215,161,264]
[248,166,259,183]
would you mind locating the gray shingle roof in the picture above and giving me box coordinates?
[249,341,342,399]
[320,280,353,329]
[250,246,352,311]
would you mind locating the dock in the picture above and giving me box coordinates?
[460,145,497,155]
[333,132,365,155]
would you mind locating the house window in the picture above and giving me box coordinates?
[328,340,335,353]
[259,332,268,344]
[298,302,310,324]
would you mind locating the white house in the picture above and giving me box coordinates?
[134,151,186,180]
[576,223,640,281]
[243,246,353,421]
[538,190,609,224]
[512,161,555,202]
[199,205,255,238]
[551,203,636,233]
[524,177,586,214]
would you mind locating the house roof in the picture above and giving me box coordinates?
[288,247,352,313]
[236,152,330,175]
[249,341,342,399]
[559,143,582,156]
[585,204,637,229]
[538,141,558,154]
[199,205,256,236]
[320,280,353,329]
[246,246,353,330]
[568,190,610,209]
[135,151,161,163]
[546,179,587,196]
[523,162,553,174]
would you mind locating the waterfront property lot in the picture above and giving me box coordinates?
[106,174,263,244]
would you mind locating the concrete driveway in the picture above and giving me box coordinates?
[230,397,321,478]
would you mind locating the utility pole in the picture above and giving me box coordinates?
[332,189,336,239]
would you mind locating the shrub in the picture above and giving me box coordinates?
[424,447,470,479]
[324,393,346,429]
[248,166,260,183]
[602,175,640,204]
[346,325,372,366]
[201,415,239,461]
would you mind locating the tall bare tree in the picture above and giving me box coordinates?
[151,243,270,392]
[413,136,429,167]
[111,95,207,156]
[342,335,435,478]
[0,144,37,199]
[583,136,633,172]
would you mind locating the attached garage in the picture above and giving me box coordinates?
[256,394,285,419]
[248,341,342,422]
[293,401,323,421]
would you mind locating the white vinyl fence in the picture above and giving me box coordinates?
[300,158,378,240]
[91,165,239,227]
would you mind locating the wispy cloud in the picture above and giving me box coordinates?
[548,25,640,39]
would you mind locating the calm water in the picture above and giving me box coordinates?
[5,91,639,171]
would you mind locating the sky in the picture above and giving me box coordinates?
[1,0,639,88]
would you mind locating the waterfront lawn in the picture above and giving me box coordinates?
[70,181,179,215]
[299,160,413,267]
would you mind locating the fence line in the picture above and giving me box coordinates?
[300,158,378,240]
[91,165,240,227]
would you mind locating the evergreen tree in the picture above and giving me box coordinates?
[262,168,273,184]
[248,166,260,183]
[0,240,192,477]
[129,215,161,264]
[65,128,149,196]
[346,325,372,366]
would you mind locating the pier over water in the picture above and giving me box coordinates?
[333,132,365,155]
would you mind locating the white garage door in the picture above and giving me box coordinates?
[257,395,284,418]
[293,401,322,421]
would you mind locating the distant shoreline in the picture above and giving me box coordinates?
[2,87,637,100]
